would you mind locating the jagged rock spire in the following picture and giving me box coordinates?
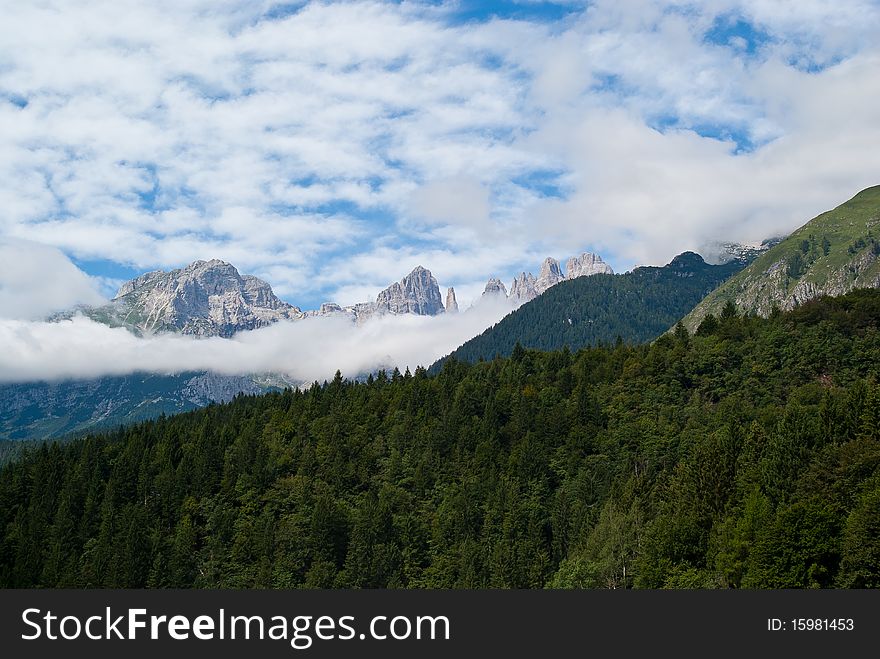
[446,287,459,313]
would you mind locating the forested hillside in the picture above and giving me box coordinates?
[2,290,880,589]
[433,252,744,370]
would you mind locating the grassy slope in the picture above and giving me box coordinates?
[682,185,880,331]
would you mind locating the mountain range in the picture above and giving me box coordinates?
[485,253,614,304]
[54,259,449,337]
[7,185,880,443]
[56,251,615,337]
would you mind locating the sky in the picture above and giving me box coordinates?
[1,0,879,381]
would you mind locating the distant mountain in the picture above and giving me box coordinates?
[307,265,448,321]
[55,259,303,338]
[0,372,279,441]
[432,252,745,369]
[376,265,445,315]
[445,287,459,313]
[52,252,613,337]
[54,260,450,338]
[486,252,613,305]
[682,185,880,331]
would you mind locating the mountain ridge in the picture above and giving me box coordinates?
[432,251,746,370]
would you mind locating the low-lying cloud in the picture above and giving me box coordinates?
[0,298,516,384]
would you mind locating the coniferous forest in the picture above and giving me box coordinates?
[2,290,880,589]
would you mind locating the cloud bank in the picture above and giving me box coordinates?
[0,299,516,384]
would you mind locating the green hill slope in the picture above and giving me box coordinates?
[682,185,880,331]
[432,252,744,370]
[3,290,880,589]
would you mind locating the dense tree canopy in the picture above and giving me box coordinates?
[1,290,880,589]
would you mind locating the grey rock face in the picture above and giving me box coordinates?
[375,266,445,315]
[446,287,459,313]
[483,277,508,297]
[565,252,613,279]
[180,372,269,404]
[509,272,538,303]
[738,249,879,320]
[535,257,565,294]
[80,259,303,337]
[786,247,880,310]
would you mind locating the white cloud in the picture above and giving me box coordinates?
[0,239,106,320]
[408,176,491,229]
[523,49,880,268]
[0,298,516,383]
[0,0,878,309]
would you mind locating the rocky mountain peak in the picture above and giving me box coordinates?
[375,266,445,315]
[318,302,344,315]
[535,257,565,294]
[95,259,302,337]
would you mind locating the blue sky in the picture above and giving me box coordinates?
[443,1,582,24]
[2,0,880,312]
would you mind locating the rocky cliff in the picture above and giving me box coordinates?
[309,265,446,323]
[535,257,565,294]
[509,272,538,303]
[483,277,508,298]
